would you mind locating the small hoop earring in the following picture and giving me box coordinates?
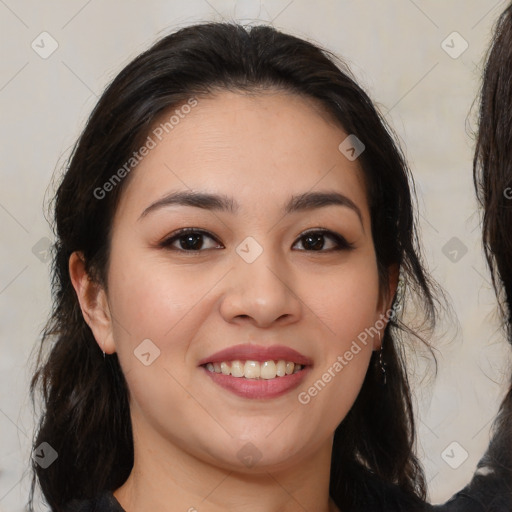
[378,332,387,385]
[390,267,405,318]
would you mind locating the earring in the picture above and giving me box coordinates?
[390,267,405,319]
[378,332,387,385]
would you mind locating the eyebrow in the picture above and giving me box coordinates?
[138,190,364,226]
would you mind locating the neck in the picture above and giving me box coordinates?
[114,423,338,512]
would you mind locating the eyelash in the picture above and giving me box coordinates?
[158,227,355,253]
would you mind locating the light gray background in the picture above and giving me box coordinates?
[1,1,512,510]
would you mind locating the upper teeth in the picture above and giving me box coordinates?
[205,360,303,379]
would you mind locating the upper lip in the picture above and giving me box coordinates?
[198,344,313,366]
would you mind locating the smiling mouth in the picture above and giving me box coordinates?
[201,359,306,380]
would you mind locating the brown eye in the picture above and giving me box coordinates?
[159,229,223,252]
[293,230,354,252]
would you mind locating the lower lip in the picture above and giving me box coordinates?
[201,366,311,399]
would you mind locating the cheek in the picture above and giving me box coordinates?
[294,259,379,427]
[305,257,381,343]
[108,252,210,339]
[106,252,224,386]
[106,260,207,434]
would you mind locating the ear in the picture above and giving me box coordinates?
[69,251,116,354]
[373,263,399,351]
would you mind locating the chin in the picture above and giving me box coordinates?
[198,437,307,473]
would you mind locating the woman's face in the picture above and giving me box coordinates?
[91,90,392,472]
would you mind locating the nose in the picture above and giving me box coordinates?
[219,243,303,329]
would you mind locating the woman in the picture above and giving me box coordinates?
[29,22,438,511]
[433,4,512,511]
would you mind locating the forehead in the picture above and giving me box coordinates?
[114,90,369,223]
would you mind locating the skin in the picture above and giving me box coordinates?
[70,90,397,512]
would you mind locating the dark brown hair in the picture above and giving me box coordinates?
[29,22,438,511]
[472,2,512,483]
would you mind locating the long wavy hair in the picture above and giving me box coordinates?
[472,2,512,485]
[29,22,438,511]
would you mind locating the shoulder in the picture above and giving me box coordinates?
[62,491,125,512]
[431,469,512,512]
